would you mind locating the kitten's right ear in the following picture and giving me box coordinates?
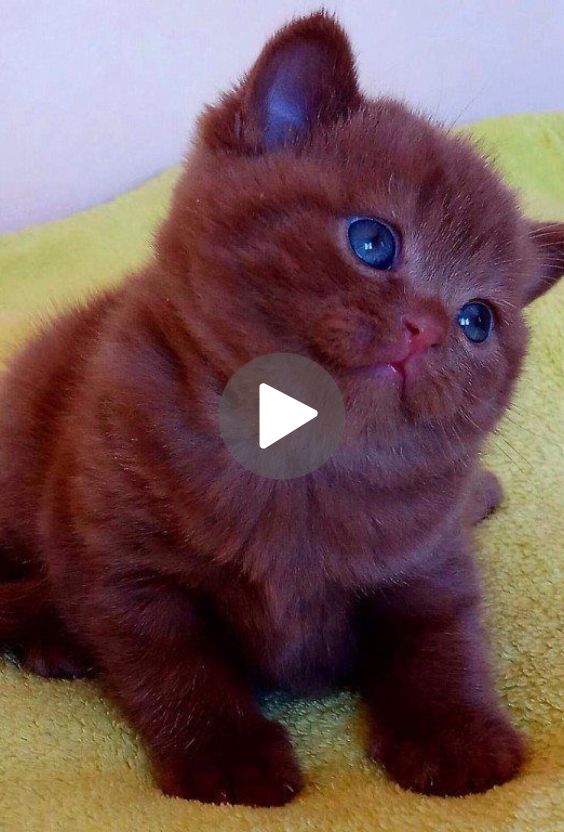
[524,221,564,304]
[200,11,362,154]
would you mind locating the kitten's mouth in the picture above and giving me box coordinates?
[350,363,403,381]
[341,354,435,415]
[346,358,414,384]
[345,346,436,386]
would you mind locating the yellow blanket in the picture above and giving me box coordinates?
[1,113,563,832]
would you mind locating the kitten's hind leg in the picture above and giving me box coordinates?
[0,576,47,643]
[0,543,93,678]
[0,532,49,641]
[15,614,95,680]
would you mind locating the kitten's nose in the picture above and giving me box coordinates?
[401,313,446,358]
[311,303,447,372]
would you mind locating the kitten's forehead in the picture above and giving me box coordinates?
[331,102,516,222]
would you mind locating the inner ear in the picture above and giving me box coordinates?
[251,40,339,150]
[246,14,361,151]
[201,12,361,153]
[525,221,564,304]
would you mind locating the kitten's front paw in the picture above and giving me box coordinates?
[157,716,303,806]
[370,708,524,796]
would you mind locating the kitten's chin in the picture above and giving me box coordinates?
[339,360,462,434]
[338,365,404,437]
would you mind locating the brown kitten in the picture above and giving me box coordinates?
[1,11,563,806]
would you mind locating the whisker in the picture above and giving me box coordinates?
[502,412,563,451]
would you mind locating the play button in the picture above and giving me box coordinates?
[218,353,345,480]
[259,384,318,449]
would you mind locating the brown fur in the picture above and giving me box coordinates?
[1,12,563,806]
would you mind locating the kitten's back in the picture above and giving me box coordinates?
[0,292,117,557]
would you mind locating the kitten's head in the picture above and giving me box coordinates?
[157,12,564,457]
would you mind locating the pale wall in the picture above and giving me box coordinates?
[1,0,563,232]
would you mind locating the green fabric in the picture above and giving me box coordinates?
[1,113,563,831]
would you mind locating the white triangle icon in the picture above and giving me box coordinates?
[259,383,318,449]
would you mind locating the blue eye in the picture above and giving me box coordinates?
[457,301,494,343]
[347,217,397,270]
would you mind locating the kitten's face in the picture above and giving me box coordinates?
[159,13,563,454]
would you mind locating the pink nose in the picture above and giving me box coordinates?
[401,313,445,358]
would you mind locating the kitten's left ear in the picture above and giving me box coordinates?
[525,221,564,304]
[200,11,362,153]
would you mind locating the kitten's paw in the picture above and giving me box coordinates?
[371,708,525,796]
[467,470,504,525]
[157,717,303,806]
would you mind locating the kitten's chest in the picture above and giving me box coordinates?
[198,476,436,692]
[222,566,358,694]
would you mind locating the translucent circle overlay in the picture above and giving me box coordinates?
[218,353,345,480]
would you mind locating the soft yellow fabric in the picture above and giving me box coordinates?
[1,113,563,831]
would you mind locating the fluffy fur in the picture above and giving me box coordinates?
[1,12,563,806]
